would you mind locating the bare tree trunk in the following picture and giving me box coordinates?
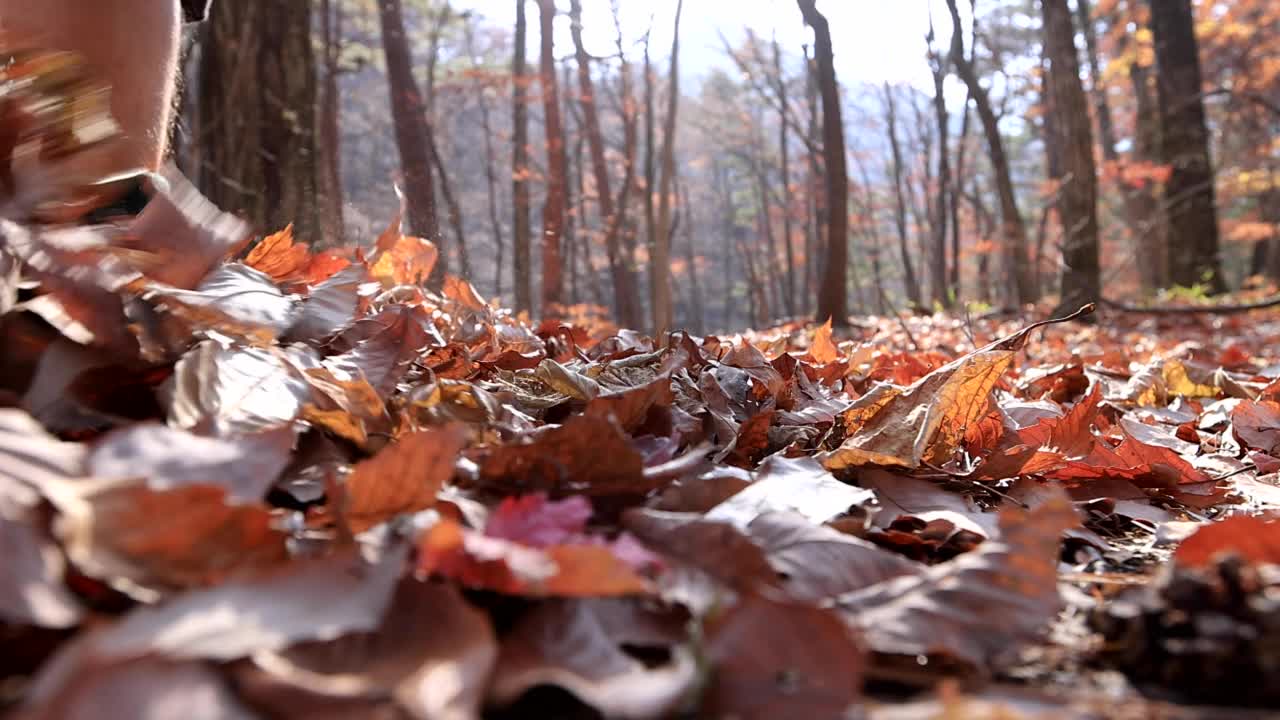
[512,0,533,312]
[1150,0,1225,292]
[927,21,952,308]
[651,0,683,336]
[798,0,849,326]
[563,62,582,305]
[1076,0,1119,160]
[378,0,442,279]
[643,32,657,329]
[884,84,923,310]
[318,0,345,246]
[421,6,468,278]
[537,0,567,314]
[951,95,971,301]
[602,1,642,327]
[199,1,320,243]
[945,0,1033,305]
[1043,0,1100,312]
[803,44,820,319]
[772,36,797,318]
[573,0,636,325]
[465,20,506,298]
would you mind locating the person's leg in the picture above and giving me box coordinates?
[0,0,181,176]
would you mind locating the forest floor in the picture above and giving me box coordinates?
[5,171,1280,719]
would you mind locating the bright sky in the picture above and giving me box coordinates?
[456,0,947,91]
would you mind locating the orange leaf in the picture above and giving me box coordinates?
[340,426,465,533]
[809,318,839,364]
[1174,515,1280,569]
[245,224,311,281]
[370,234,439,286]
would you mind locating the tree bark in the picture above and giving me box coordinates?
[1131,54,1167,290]
[927,23,952,308]
[884,84,923,310]
[512,0,533,312]
[798,0,849,327]
[1149,0,1226,292]
[603,1,642,327]
[1042,0,1100,312]
[651,0,683,336]
[945,0,1034,305]
[198,0,320,243]
[318,0,345,246]
[642,32,657,331]
[537,0,567,314]
[378,0,442,279]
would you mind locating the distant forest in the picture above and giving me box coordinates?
[175,0,1280,332]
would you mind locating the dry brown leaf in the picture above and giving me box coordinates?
[50,478,290,599]
[823,349,1014,470]
[252,579,497,720]
[704,593,862,719]
[489,598,695,718]
[417,516,649,597]
[835,491,1078,678]
[340,426,465,533]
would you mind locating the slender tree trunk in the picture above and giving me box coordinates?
[603,3,642,327]
[803,44,820,319]
[643,33,657,329]
[945,0,1033,305]
[928,26,952,308]
[884,84,923,310]
[572,0,636,325]
[428,132,470,279]
[564,62,583,306]
[536,0,567,313]
[1043,0,1100,312]
[1150,0,1225,292]
[951,95,971,300]
[651,0,683,336]
[798,0,849,326]
[378,0,442,279]
[772,37,798,317]
[465,21,506,298]
[318,0,345,246]
[511,0,533,312]
[1076,0,1119,160]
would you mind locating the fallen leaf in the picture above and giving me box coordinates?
[704,455,875,529]
[489,598,696,719]
[244,224,311,281]
[704,593,862,719]
[251,579,497,720]
[474,415,650,496]
[835,491,1078,678]
[809,318,839,365]
[746,511,922,602]
[339,426,465,533]
[822,349,1014,470]
[1232,400,1280,455]
[86,422,294,502]
[50,478,291,600]
[1173,515,1280,569]
[165,340,315,437]
[418,516,650,597]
